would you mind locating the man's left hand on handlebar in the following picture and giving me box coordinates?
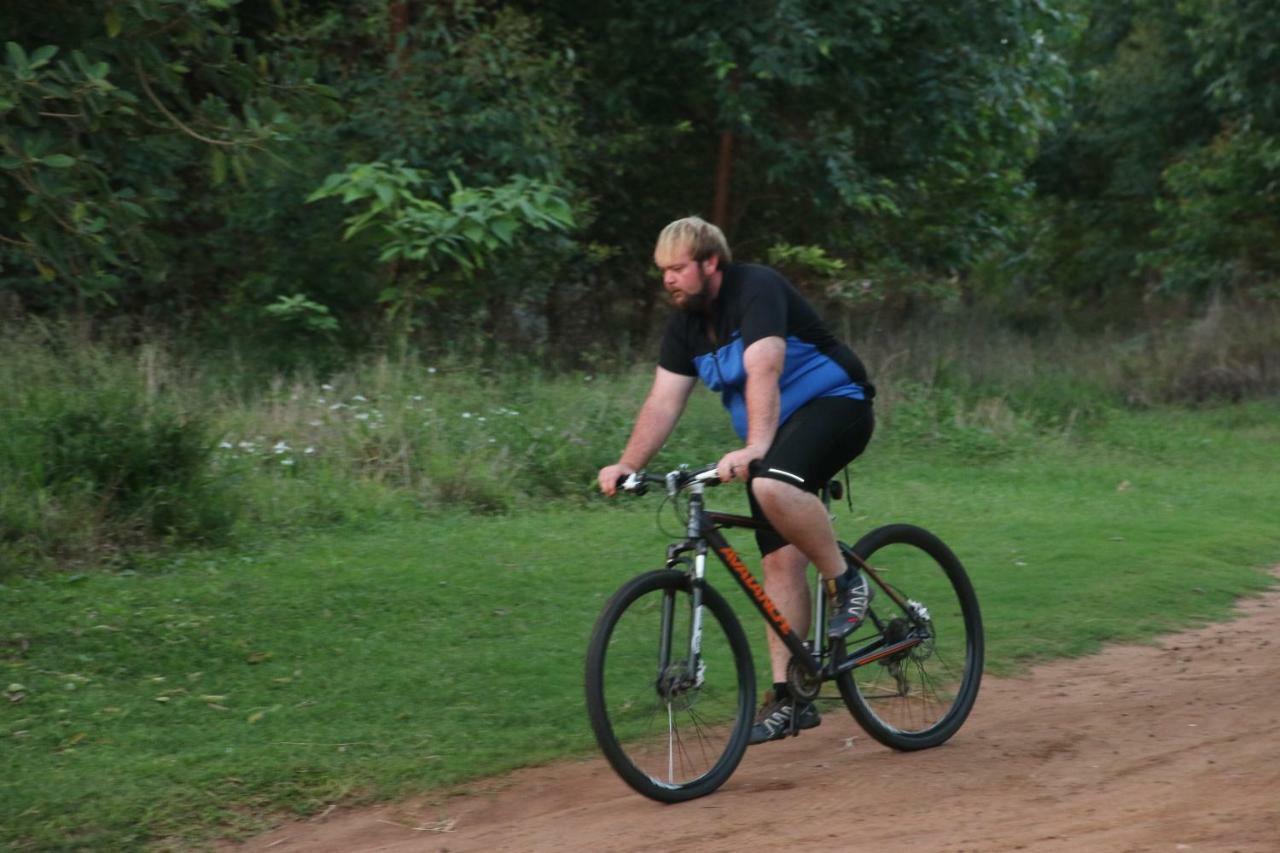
[716,446,765,484]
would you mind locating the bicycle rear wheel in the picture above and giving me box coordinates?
[834,524,983,750]
[585,570,755,802]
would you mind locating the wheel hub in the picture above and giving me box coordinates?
[656,661,700,708]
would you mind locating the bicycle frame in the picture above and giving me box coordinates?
[666,478,925,684]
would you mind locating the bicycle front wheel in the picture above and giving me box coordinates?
[835,524,983,750]
[585,570,755,802]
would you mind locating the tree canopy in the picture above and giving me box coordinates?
[2,0,1276,359]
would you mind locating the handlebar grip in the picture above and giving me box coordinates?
[617,472,648,495]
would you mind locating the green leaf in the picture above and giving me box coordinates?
[210,149,227,186]
[6,42,27,72]
[41,154,76,168]
[490,217,518,245]
[30,45,58,67]
[0,155,22,169]
[105,9,123,38]
[461,223,486,245]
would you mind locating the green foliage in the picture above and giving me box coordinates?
[262,294,340,336]
[530,0,1069,276]
[307,161,574,331]
[0,1,311,313]
[1140,0,1280,295]
[1025,0,1280,303]
[0,333,233,572]
[1144,130,1280,294]
[1184,0,1280,131]
[766,243,846,279]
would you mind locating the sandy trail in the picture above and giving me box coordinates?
[232,575,1280,852]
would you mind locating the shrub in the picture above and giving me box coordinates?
[0,333,233,574]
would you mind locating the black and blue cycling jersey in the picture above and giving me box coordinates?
[658,263,873,439]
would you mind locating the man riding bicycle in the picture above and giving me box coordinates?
[598,216,876,744]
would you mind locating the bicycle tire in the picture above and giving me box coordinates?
[834,524,983,750]
[585,570,755,802]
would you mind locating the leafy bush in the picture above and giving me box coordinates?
[1144,130,1280,296]
[0,334,232,573]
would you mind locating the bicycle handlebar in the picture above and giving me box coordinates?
[616,463,723,496]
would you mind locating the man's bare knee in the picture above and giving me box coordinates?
[761,544,808,579]
[751,475,801,509]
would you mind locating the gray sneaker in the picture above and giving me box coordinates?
[827,567,873,639]
[749,695,821,744]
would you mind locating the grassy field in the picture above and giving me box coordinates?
[3,400,1278,849]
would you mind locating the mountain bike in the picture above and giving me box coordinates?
[584,463,983,802]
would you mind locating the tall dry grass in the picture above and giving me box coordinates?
[3,297,1276,574]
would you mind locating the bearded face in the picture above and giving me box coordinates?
[656,246,716,314]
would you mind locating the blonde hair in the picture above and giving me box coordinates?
[655,216,732,265]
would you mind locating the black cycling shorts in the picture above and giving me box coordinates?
[748,395,874,556]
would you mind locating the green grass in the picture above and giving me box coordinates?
[3,402,1278,849]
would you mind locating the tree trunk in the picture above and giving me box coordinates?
[712,129,734,228]
[389,1,411,74]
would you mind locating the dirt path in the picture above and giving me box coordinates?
[233,577,1280,853]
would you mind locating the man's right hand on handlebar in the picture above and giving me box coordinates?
[598,462,637,497]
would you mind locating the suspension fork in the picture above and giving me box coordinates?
[658,513,711,687]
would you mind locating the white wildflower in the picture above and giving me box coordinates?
[321,383,334,391]
[427,367,437,374]
[272,441,290,454]
[355,412,370,421]
[461,412,472,419]
[281,458,295,466]
[218,441,233,449]
[304,447,316,455]
[352,394,368,402]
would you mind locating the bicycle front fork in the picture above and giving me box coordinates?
[656,551,710,699]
